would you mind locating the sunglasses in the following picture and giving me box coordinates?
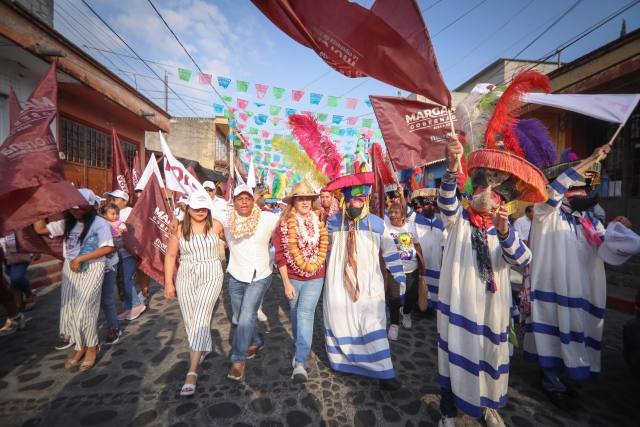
[205,188,215,192]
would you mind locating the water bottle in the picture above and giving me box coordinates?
[78,231,99,272]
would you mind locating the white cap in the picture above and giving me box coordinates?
[202,181,216,190]
[73,188,96,209]
[187,191,213,212]
[233,184,254,198]
[94,195,103,206]
[178,195,189,203]
[103,189,129,201]
[598,222,640,266]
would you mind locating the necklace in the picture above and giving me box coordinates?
[225,206,261,238]
[281,208,328,276]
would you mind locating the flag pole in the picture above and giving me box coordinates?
[446,108,462,171]
[596,123,624,163]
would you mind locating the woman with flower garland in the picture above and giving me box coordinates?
[273,182,328,382]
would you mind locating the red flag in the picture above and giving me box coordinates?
[0,61,86,235]
[132,151,142,189]
[111,127,136,204]
[252,0,451,107]
[14,213,65,261]
[226,172,234,203]
[122,173,175,287]
[198,72,213,85]
[370,143,387,220]
[369,95,461,171]
[75,178,85,189]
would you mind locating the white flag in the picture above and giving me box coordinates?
[159,131,205,196]
[247,156,256,189]
[522,93,640,125]
[136,153,164,191]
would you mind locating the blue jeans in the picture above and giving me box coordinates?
[289,278,324,368]
[541,367,566,392]
[440,387,458,418]
[229,274,272,364]
[101,267,118,330]
[121,256,141,310]
[4,261,31,293]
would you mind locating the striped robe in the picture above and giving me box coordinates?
[523,168,607,379]
[437,172,531,418]
[414,215,446,310]
[323,213,406,379]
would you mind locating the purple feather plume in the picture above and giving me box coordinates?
[514,119,558,170]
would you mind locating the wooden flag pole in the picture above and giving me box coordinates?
[446,108,462,171]
[596,123,624,163]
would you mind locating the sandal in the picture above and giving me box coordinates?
[79,346,100,371]
[65,349,87,368]
[180,372,198,396]
[24,294,37,311]
[0,313,25,337]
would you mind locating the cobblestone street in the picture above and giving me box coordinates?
[1,272,638,427]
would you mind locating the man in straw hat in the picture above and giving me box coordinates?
[322,172,406,391]
[437,136,538,427]
[522,145,632,414]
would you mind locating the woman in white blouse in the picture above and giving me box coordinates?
[33,189,114,371]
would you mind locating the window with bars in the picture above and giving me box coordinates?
[85,127,111,168]
[60,119,85,164]
[216,129,229,163]
[122,140,137,170]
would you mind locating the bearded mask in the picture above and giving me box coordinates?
[471,168,523,203]
[566,177,600,212]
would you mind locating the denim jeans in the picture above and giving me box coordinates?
[289,278,324,368]
[387,269,419,325]
[440,386,458,418]
[229,274,272,364]
[541,367,566,392]
[121,256,141,310]
[101,267,118,330]
[4,261,31,293]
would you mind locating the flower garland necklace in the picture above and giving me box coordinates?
[281,208,329,277]
[225,205,261,238]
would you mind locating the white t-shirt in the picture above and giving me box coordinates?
[47,216,114,262]
[386,222,419,273]
[119,206,135,258]
[212,196,228,222]
[514,215,532,242]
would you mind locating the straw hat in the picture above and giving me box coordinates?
[282,182,317,204]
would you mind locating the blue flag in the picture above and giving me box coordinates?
[218,77,231,88]
[228,120,236,128]
[347,128,355,136]
[229,134,237,140]
[364,99,372,107]
[254,102,265,107]
[286,108,296,118]
[332,115,343,125]
[310,93,323,105]
[214,103,224,114]
[338,128,346,136]
[255,114,268,125]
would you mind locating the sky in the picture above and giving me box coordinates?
[52,0,640,161]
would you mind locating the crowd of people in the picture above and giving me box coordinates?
[2,133,639,427]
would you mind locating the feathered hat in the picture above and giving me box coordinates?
[542,147,601,184]
[454,70,557,203]
[324,172,375,201]
[411,188,439,205]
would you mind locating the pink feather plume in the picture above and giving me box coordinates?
[288,113,342,180]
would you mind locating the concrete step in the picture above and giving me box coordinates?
[26,259,63,290]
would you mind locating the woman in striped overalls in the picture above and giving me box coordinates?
[164,191,225,396]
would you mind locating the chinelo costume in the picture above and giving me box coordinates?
[412,188,446,314]
[322,172,407,390]
[437,70,552,427]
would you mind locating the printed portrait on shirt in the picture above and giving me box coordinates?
[389,231,415,261]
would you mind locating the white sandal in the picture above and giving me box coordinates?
[0,313,25,337]
[180,372,198,396]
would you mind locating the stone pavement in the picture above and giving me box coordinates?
[1,272,639,427]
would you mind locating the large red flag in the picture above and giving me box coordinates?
[252,0,451,107]
[122,173,176,287]
[369,95,462,171]
[111,128,136,204]
[0,61,86,235]
[14,214,65,260]
[132,151,142,189]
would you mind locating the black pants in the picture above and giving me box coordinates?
[387,269,419,325]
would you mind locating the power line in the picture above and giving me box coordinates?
[421,0,442,13]
[431,0,486,38]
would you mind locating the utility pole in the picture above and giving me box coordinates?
[557,49,562,68]
[164,69,168,113]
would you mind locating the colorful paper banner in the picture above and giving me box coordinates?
[218,77,231,88]
[362,118,374,128]
[237,99,249,109]
[364,100,372,107]
[270,106,282,116]
[330,126,340,135]
[310,93,323,105]
[214,104,223,114]
[254,102,265,107]
[347,117,358,126]
[221,95,232,103]
[237,80,249,92]
[286,108,296,117]
[239,112,248,122]
[332,115,343,124]
[261,130,270,138]
[273,87,285,99]
[199,72,212,85]
[346,98,359,109]
[328,96,341,107]
[245,110,253,117]
[178,68,192,82]
[255,114,268,125]
[250,127,259,135]
[255,84,268,99]
[228,120,236,128]
[292,90,305,101]
[270,117,282,125]
[317,113,328,122]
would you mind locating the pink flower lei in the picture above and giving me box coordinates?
[321,198,340,220]
[225,206,261,238]
[281,212,323,278]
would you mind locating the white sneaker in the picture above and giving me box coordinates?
[438,417,456,427]
[388,324,399,341]
[232,315,238,325]
[138,292,147,305]
[292,364,308,383]
[257,308,268,322]
[400,307,412,329]
[482,408,505,427]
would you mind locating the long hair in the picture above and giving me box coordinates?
[280,198,319,221]
[181,208,214,241]
[64,208,97,244]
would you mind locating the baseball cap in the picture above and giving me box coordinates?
[178,195,189,203]
[598,222,640,266]
[94,195,103,206]
[202,181,216,190]
[103,189,129,201]
[187,191,213,212]
[73,188,96,209]
[233,184,254,198]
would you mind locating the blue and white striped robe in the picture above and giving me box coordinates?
[414,215,446,310]
[523,168,607,379]
[437,172,531,418]
[323,213,406,379]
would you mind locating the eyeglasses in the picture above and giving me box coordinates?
[205,188,215,192]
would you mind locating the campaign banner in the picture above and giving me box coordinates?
[111,127,136,203]
[370,95,461,171]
